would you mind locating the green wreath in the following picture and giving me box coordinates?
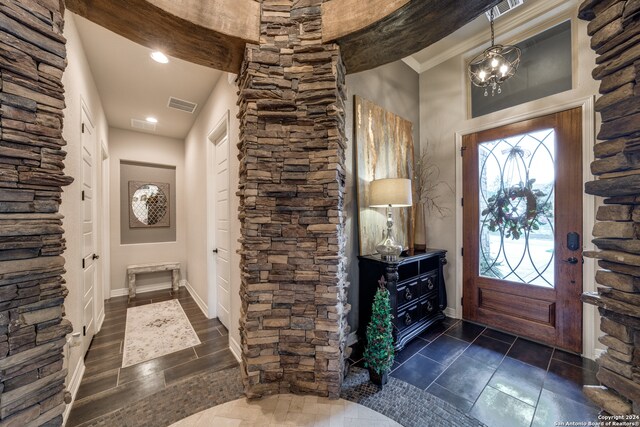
[481,179,552,240]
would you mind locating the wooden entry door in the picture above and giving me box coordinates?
[462,108,583,353]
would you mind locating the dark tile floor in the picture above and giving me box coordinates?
[350,317,601,427]
[67,288,237,427]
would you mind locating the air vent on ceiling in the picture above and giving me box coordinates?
[486,0,524,21]
[131,119,156,131]
[167,97,198,114]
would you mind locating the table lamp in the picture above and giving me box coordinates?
[369,178,412,261]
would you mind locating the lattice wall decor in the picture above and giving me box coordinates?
[128,181,170,228]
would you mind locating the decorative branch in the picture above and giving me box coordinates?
[414,150,453,217]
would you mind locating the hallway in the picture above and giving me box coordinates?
[67,288,237,426]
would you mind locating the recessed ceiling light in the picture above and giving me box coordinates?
[150,51,169,64]
[145,116,158,124]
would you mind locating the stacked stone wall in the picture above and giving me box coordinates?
[579,0,640,415]
[237,0,349,398]
[0,0,74,426]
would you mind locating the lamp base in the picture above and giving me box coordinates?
[376,205,403,261]
[376,243,403,261]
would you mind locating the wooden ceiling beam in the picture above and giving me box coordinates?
[66,0,499,74]
[321,0,411,42]
[323,0,501,73]
[65,0,260,73]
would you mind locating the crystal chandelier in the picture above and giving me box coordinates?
[468,9,521,96]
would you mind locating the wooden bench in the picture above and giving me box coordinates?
[127,262,181,297]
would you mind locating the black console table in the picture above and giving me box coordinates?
[358,250,447,351]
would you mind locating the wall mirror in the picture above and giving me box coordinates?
[128,181,170,228]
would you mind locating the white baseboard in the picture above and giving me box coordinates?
[63,358,85,425]
[109,282,173,298]
[182,280,209,318]
[444,307,459,319]
[229,336,242,363]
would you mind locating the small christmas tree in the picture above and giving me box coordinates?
[363,277,395,385]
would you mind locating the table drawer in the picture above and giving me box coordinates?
[397,279,420,308]
[395,303,421,332]
[420,295,438,319]
[419,273,438,296]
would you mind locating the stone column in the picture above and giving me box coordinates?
[237,0,349,398]
[0,1,74,426]
[578,0,640,416]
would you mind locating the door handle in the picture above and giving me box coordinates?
[92,254,100,260]
[563,257,579,264]
[212,249,218,254]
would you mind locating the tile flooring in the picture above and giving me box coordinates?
[68,292,601,427]
[67,288,237,426]
[168,394,402,427]
[352,317,600,427]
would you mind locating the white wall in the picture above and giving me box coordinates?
[61,11,110,414]
[344,61,420,336]
[184,74,242,358]
[419,1,601,357]
[108,128,187,295]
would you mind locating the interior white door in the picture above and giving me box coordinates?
[81,108,97,354]
[215,136,230,328]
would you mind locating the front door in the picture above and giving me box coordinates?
[462,108,583,353]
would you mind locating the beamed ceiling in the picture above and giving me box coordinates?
[65,0,500,74]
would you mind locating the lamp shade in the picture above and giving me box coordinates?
[369,178,412,207]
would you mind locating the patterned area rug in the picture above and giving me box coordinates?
[341,367,486,427]
[122,300,201,367]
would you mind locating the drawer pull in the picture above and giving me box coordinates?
[427,278,435,290]
[426,301,434,312]
[404,313,412,326]
[405,289,413,301]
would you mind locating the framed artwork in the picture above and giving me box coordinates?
[354,95,415,256]
[128,181,170,228]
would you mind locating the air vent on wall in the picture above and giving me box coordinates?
[167,97,198,114]
[486,0,524,21]
[131,118,156,131]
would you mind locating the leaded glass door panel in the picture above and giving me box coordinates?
[462,108,583,353]
[479,129,555,287]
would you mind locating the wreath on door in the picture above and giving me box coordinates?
[481,178,553,240]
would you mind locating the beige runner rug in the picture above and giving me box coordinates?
[122,299,201,367]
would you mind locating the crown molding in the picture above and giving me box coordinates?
[401,56,422,74]
[408,0,574,74]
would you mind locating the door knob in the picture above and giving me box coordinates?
[92,254,100,260]
[212,249,218,253]
[563,257,578,264]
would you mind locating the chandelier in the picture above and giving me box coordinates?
[468,9,521,96]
